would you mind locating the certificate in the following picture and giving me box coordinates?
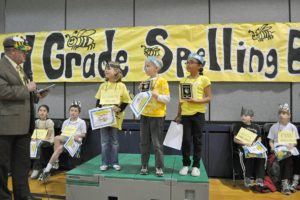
[130,91,152,118]
[235,127,257,145]
[31,129,48,140]
[89,106,116,130]
[61,125,77,137]
[30,140,41,158]
[64,136,80,157]
[37,84,56,94]
[278,130,297,144]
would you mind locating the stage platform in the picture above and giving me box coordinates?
[66,153,209,200]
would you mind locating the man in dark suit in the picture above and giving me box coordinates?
[0,36,46,200]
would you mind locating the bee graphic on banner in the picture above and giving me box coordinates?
[248,24,275,42]
[65,29,96,50]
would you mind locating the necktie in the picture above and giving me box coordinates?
[16,65,27,85]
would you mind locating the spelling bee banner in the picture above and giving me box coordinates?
[1,22,300,82]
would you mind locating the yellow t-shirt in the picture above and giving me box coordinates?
[142,77,170,117]
[95,81,131,130]
[180,76,211,115]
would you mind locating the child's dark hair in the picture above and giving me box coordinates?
[69,104,81,113]
[199,67,204,76]
[38,104,50,113]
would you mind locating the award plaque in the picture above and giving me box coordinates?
[181,83,192,99]
[141,80,152,92]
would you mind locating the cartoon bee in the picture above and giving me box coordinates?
[65,29,96,50]
[248,24,274,42]
[141,45,161,57]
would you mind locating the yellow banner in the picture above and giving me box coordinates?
[1,22,300,82]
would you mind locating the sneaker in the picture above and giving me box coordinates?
[256,178,264,187]
[38,170,51,183]
[281,179,291,195]
[290,179,299,193]
[52,161,59,170]
[140,166,148,175]
[100,165,108,171]
[244,177,253,188]
[156,168,164,177]
[179,166,189,176]
[113,164,121,171]
[30,170,40,179]
[191,167,200,177]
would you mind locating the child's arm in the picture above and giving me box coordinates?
[269,139,275,152]
[186,85,212,104]
[175,103,182,123]
[74,133,86,142]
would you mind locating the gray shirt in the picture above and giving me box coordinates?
[267,122,299,144]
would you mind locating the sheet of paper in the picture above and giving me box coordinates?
[130,91,152,118]
[63,136,80,157]
[31,129,48,140]
[235,127,257,145]
[163,121,183,150]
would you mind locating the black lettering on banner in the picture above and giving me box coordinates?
[65,53,81,78]
[223,28,232,70]
[288,29,300,74]
[176,48,191,78]
[83,53,96,78]
[145,28,173,74]
[208,28,221,71]
[43,33,65,79]
[237,41,246,73]
[265,49,278,79]
[249,47,264,73]
[23,35,35,80]
[98,30,128,78]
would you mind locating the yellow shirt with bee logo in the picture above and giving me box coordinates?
[95,81,131,130]
[180,76,211,115]
[142,77,170,117]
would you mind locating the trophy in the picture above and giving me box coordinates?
[181,84,192,99]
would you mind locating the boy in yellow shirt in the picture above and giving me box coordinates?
[139,56,170,177]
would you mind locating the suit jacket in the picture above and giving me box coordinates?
[0,56,33,135]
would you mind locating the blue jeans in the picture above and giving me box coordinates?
[100,127,119,166]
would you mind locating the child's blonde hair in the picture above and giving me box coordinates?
[105,61,123,82]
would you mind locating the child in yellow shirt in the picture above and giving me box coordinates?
[139,56,170,177]
[175,53,212,177]
[95,61,131,171]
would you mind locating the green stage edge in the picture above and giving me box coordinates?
[67,153,208,186]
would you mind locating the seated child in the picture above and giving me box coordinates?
[30,105,54,179]
[233,107,266,188]
[268,103,299,195]
[39,101,86,182]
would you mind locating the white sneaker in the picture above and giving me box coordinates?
[100,165,108,171]
[30,170,40,179]
[113,165,121,171]
[191,167,200,177]
[179,166,189,176]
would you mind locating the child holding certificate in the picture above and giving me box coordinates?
[175,53,212,177]
[268,103,299,195]
[30,105,54,179]
[139,56,170,177]
[39,101,86,182]
[95,61,131,171]
[232,107,265,188]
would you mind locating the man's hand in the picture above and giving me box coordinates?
[26,82,36,92]
[37,90,49,99]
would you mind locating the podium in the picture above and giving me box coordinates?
[66,154,209,200]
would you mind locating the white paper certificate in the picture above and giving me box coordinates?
[130,91,152,118]
[89,106,116,130]
[30,140,41,158]
[64,136,80,157]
